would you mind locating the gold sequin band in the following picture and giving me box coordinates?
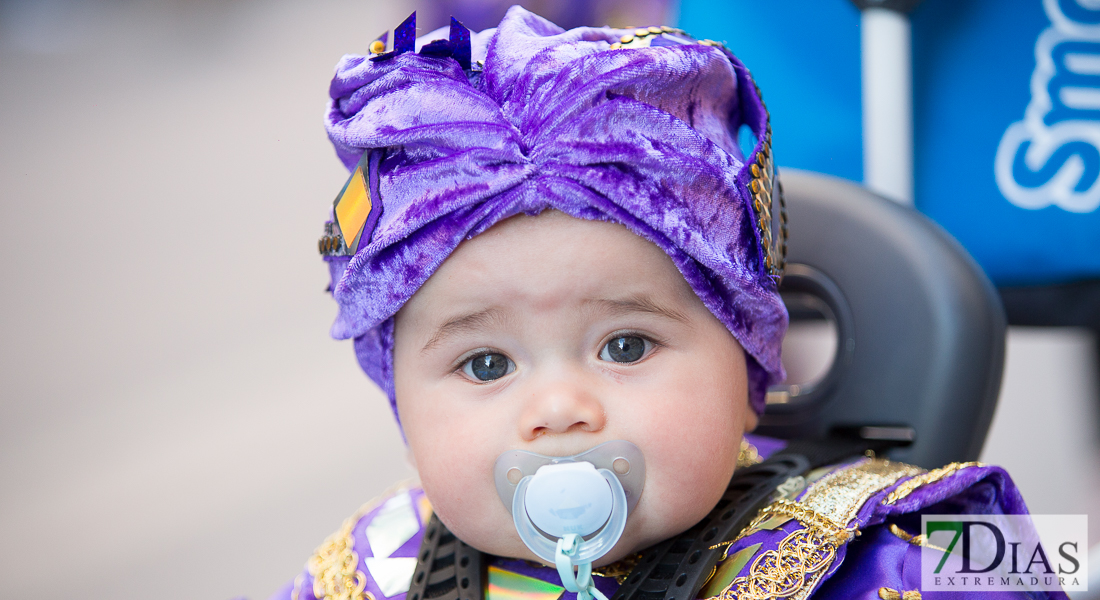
[798,459,924,526]
[608,25,689,49]
[736,499,855,547]
[747,99,787,281]
[880,461,983,506]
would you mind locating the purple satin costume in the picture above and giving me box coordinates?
[271,6,1067,600]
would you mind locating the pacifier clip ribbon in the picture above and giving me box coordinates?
[555,533,607,600]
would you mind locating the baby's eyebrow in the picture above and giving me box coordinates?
[421,307,509,353]
[584,295,689,324]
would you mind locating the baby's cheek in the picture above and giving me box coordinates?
[421,465,528,559]
[412,428,508,541]
[418,461,489,540]
[632,398,742,529]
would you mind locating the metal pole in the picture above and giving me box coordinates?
[851,0,923,205]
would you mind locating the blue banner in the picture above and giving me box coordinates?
[680,0,1100,285]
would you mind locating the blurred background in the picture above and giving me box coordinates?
[0,1,1096,599]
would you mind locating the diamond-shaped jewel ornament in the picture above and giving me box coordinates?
[333,162,372,255]
[332,150,385,256]
[366,557,418,598]
[365,491,420,559]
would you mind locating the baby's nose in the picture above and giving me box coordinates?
[518,380,606,440]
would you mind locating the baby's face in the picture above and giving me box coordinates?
[393,210,756,565]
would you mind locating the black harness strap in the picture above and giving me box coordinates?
[408,438,880,600]
[609,453,808,600]
[611,437,889,600]
[408,517,483,600]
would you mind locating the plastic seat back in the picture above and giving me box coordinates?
[758,170,1006,469]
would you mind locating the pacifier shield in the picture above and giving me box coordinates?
[524,462,613,537]
[494,440,643,564]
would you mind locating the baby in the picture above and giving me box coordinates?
[394,209,756,567]
[276,7,1064,600]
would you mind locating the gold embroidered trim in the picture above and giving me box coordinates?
[292,573,305,600]
[718,500,854,600]
[888,523,949,554]
[878,587,921,599]
[591,553,642,583]
[292,572,305,598]
[799,459,924,526]
[881,462,983,506]
[716,460,924,600]
[722,504,847,600]
[307,483,417,600]
[738,440,762,468]
[887,523,924,546]
[308,511,374,600]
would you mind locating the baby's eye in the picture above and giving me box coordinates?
[599,335,651,363]
[462,352,515,382]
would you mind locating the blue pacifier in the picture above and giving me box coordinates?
[493,440,646,600]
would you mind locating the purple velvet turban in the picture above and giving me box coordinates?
[322,7,788,423]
